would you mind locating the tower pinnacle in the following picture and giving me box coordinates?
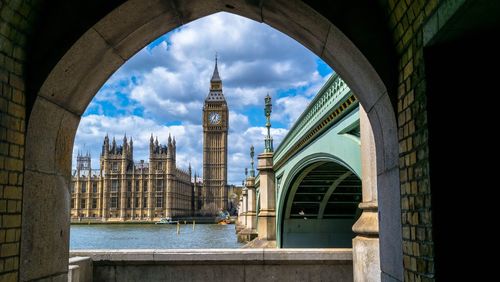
[207,56,225,101]
[211,53,221,82]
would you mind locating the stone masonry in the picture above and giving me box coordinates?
[0,1,38,280]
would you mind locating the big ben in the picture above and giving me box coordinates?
[202,57,228,213]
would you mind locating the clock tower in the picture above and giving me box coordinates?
[202,57,228,214]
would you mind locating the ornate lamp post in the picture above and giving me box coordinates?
[250,145,255,177]
[264,94,273,153]
[255,93,276,246]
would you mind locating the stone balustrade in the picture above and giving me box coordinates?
[69,249,353,282]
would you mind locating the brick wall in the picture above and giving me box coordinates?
[0,1,37,281]
[384,0,439,281]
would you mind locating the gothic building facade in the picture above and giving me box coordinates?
[70,134,193,221]
[70,58,231,220]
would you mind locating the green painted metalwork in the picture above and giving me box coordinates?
[250,145,255,177]
[264,94,274,153]
[253,73,361,248]
[274,73,354,169]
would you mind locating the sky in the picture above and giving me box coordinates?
[73,12,333,185]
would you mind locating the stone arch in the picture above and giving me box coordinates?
[22,1,402,280]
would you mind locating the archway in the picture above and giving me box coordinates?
[22,1,402,281]
[281,161,361,248]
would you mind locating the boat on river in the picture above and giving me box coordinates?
[215,210,232,224]
[155,217,179,224]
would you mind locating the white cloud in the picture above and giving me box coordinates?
[274,96,312,127]
[228,111,249,133]
[227,126,288,183]
[94,12,327,123]
[75,12,333,184]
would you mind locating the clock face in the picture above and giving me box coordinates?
[208,112,221,125]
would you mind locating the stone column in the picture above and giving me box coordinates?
[245,177,257,231]
[147,177,154,220]
[235,194,245,233]
[241,188,248,227]
[257,152,276,244]
[102,178,108,221]
[101,162,108,221]
[75,176,81,219]
[238,177,258,242]
[86,177,91,217]
[119,177,127,220]
[140,180,143,218]
[352,105,381,282]
[236,188,248,242]
[165,176,173,218]
[97,180,102,218]
[131,178,135,219]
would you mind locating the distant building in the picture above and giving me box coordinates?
[70,58,235,221]
[202,56,229,214]
[70,134,193,221]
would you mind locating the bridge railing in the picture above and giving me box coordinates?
[273,73,355,169]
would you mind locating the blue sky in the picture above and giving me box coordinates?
[73,12,333,184]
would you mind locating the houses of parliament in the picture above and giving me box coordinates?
[70,59,230,221]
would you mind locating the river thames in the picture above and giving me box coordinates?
[70,224,243,249]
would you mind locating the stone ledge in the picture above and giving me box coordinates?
[70,249,352,265]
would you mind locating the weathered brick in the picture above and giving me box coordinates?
[8,144,18,158]
[0,200,6,213]
[403,255,411,268]
[0,100,8,116]
[0,242,18,257]
[6,130,24,146]
[7,200,17,213]
[12,46,24,61]
[4,157,22,172]
[0,21,12,38]
[401,223,410,236]
[15,200,21,212]
[0,35,13,56]
[2,186,21,200]
[16,173,21,186]
[0,141,9,155]
[0,69,8,83]
[401,197,409,210]
[8,73,24,91]
[1,272,18,281]
[0,171,8,184]
[2,214,21,228]
[3,257,17,272]
[11,89,23,105]
[8,172,16,185]
[7,101,23,119]
[5,229,16,242]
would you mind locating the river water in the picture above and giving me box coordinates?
[70,224,243,249]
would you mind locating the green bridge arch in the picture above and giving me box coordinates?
[274,105,361,247]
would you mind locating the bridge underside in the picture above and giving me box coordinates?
[282,162,361,248]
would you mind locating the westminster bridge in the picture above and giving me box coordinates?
[234,72,382,281]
